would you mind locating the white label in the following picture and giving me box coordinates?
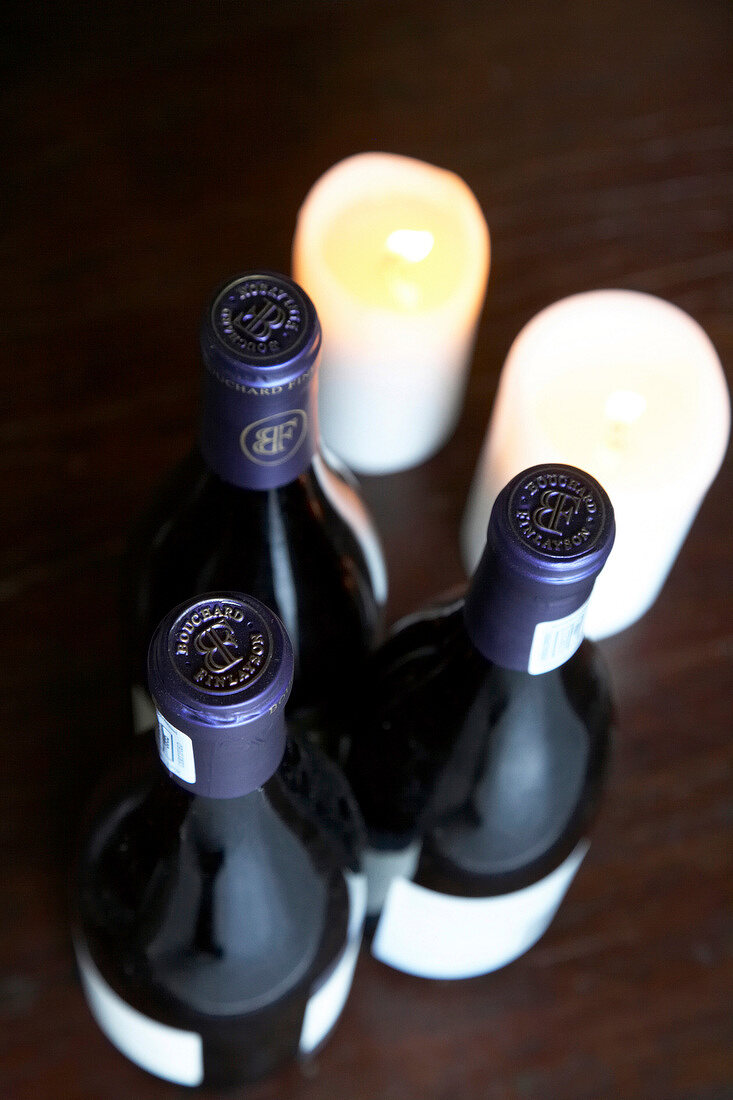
[74,939,204,1086]
[312,451,388,606]
[156,713,196,784]
[528,597,591,675]
[299,871,367,1054]
[371,841,589,979]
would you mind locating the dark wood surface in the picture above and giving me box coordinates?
[2,2,731,1097]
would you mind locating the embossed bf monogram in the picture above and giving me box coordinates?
[240,410,307,467]
[233,300,286,342]
[532,490,582,536]
[252,418,299,457]
[194,623,243,674]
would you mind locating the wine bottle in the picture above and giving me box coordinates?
[347,464,615,979]
[123,272,386,751]
[73,593,367,1087]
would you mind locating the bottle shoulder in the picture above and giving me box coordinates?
[274,733,366,872]
[368,599,476,689]
[346,601,488,845]
[125,448,317,541]
[122,448,384,717]
[74,752,356,1021]
[127,448,375,531]
[124,449,382,604]
[349,615,612,890]
[421,643,611,893]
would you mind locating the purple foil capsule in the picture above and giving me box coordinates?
[147,592,294,798]
[199,272,321,490]
[464,464,615,673]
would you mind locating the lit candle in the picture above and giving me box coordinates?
[292,153,490,473]
[461,290,730,639]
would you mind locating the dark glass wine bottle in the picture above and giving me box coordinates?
[73,593,366,1087]
[123,272,386,752]
[347,464,616,979]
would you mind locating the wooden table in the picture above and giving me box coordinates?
[2,2,731,1096]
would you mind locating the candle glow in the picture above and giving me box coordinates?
[385,229,435,263]
[293,153,490,472]
[462,291,730,638]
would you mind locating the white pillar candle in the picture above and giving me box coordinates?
[292,153,490,473]
[461,290,730,639]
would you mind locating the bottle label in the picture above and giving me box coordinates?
[299,871,367,1054]
[156,712,196,784]
[527,596,590,675]
[74,938,204,1086]
[370,841,589,979]
[74,875,365,1081]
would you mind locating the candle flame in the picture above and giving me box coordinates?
[604,389,647,425]
[385,229,435,263]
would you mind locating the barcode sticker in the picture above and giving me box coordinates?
[528,597,590,675]
[156,713,196,784]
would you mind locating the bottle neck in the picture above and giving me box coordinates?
[199,360,318,489]
[463,541,596,676]
[155,704,288,799]
[182,783,272,850]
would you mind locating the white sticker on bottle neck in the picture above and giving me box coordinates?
[371,841,589,979]
[299,871,367,1054]
[527,597,590,675]
[74,938,204,1086]
[156,712,196,784]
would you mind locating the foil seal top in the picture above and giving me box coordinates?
[464,464,615,673]
[498,464,614,583]
[201,271,321,387]
[148,592,294,797]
